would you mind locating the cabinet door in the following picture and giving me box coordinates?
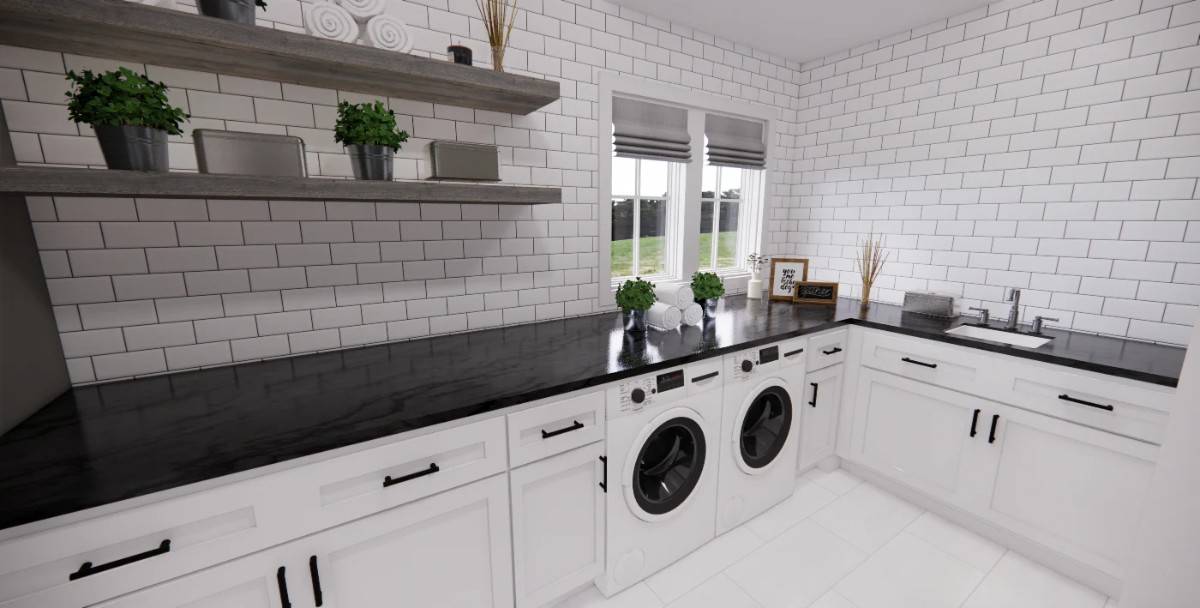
[92,545,296,608]
[509,443,605,608]
[848,369,993,509]
[797,364,839,471]
[312,474,513,608]
[978,403,1158,576]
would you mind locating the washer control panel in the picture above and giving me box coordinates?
[615,368,685,414]
[729,344,782,381]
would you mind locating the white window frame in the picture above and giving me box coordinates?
[609,158,685,282]
[597,72,779,309]
[699,166,765,273]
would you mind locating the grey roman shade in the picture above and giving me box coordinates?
[612,97,691,162]
[705,113,766,169]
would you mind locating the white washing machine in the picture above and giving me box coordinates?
[716,337,806,534]
[596,358,724,597]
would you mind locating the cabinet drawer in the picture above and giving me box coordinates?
[508,391,605,467]
[860,330,991,396]
[807,330,847,371]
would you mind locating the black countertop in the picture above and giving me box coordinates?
[0,296,1184,531]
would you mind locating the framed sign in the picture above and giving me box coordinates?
[768,258,809,301]
[793,281,839,305]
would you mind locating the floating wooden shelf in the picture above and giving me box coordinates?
[0,167,562,205]
[0,0,560,115]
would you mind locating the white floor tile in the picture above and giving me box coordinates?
[904,512,1006,573]
[664,574,761,608]
[745,478,838,539]
[962,552,1108,608]
[812,483,923,553]
[556,582,663,608]
[724,520,867,608]
[835,532,985,608]
[643,526,764,604]
[1104,598,1118,608]
[809,591,859,608]
[801,468,862,496]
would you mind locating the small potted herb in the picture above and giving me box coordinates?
[615,278,656,333]
[65,67,188,172]
[334,100,410,181]
[198,0,267,25]
[691,272,725,319]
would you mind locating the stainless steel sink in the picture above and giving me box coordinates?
[945,325,1051,349]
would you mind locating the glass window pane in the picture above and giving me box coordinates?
[720,166,742,199]
[699,199,714,269]
[611,198,634,277]
[716,199,740,269]
[639,199,667,276]
[612,156,636,196]
[638,159,670,198]
[702,163,718,199]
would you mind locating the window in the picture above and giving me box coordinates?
[611,157,681,279]
[700,164,744,271]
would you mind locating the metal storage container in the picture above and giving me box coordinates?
[194,129,307,177]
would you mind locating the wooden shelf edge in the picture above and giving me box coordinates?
[0,167,561,205]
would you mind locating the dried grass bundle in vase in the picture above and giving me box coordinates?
[476,0,518,72]
[857,232,888,308]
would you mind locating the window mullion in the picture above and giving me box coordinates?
[632,160,641,277]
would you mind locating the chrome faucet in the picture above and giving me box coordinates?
[1005,288,1021,330]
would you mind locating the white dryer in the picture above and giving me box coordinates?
[716,338,806,534]
[597,358,724,597]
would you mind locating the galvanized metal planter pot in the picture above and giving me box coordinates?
[198,0,257,25]
[346,144,394,181]
[94,125,169,172]
[697,298,719,319]
[622,309,647,333]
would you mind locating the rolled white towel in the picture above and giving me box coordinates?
[365,14,413,52]
[305,2,359,43]
[653,283,694,309]
[337,0,386,20]
[646,302,682,331]
[681,303,704,326]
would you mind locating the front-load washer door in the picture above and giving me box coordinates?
[736,384,793,473]
[625,407,708,521]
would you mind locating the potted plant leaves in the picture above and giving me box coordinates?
[198,0,267,25]
[691,272,726,319]
[334,100,410,181]
[65,67,188,172]
[615,278,656,333]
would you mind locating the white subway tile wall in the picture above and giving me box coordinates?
[2,0,801,384]
[779,0,1200,346]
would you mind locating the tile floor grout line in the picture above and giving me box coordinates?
[955,549,1012,608]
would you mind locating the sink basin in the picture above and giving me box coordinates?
[945,325,1051,349]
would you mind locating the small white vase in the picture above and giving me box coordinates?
[747,271,763,299]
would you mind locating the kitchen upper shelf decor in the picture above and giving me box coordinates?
[0,0,560,115]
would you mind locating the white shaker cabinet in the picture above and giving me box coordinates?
[797,364,840,471]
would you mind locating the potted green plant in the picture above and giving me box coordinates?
[334,100,410,181]
[615,278,656,333]
[65,67,188,172]
[691,272,726,319]
[198,0,267,25]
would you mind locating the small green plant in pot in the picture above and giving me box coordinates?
[334,100,410,181]
[691,271,725,319]
[65,67,188,172]
[198,0,267,26]
[616,278,656,333]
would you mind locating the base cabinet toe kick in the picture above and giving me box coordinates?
[0,326,1176,606]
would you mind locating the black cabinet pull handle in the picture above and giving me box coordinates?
[308,555,324,607]
[901,357,938,369]
[277,566,292,608]
[598,455,607,492]
[784,348,804,357]
[542,420,584,439]
[69,539,170,581]
[1058,394,1114,411]
[692,371,720,383]
[383,462,440,487]
[822,347,843,355]
[970,409,980,437]
[808,382,819,407]
[988,415,999,444]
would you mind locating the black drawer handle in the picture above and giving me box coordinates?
[383,462,440,487]
[69,539,170,581]
[599,455,607,492]
[988,414,999,444]
[309,555,324,607]
[277,566,292,608]
[970,409,980,437]
[809,382,819,407]
[542,420,584,439]
[784,348,805,357]
[692,371,720,383]
[901,357,938,369]
[1058,394,1114,411]
[822,347,843,355]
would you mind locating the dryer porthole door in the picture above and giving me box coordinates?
[624,408,708,521]
[736,384,793,473]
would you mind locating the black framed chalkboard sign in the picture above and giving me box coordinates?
[767,258,809,301]
[793,281,839,305]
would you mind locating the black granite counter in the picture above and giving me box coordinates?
[0,296,1185,531]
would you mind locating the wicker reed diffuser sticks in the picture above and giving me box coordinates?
[475,0,518,72]
[857,232,888,308]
